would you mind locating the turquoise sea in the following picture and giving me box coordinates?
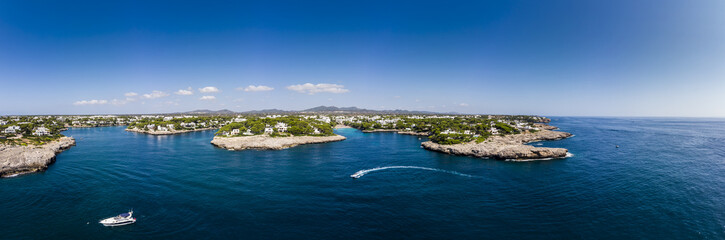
[1,117,724,239]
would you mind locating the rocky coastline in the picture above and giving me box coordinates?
[397,131,430,136]
[0,137,76,177]
[361,129,399,133]
[211,134,346,150]
[421,130,572,160]
[362,129,430,136]
[125,127,217,135]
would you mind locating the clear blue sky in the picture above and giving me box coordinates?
[1,0,724,116]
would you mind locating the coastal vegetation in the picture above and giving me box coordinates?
[0,116,66,145]
[342,115,543,145]
[1,111,571,178]
[215,115,335,137]
[126,116,226,132]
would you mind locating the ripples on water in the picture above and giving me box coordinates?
[1,118,725,239]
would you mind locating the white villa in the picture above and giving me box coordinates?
[4,126,20,134]
[264,127,274,134]
[441,129,459,135]
[275,122,288,132]
[33,127,50,136]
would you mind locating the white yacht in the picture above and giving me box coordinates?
[99,211,136,226]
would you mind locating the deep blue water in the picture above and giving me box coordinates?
[1,117,725,239]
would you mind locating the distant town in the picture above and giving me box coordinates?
[0,106,551,146]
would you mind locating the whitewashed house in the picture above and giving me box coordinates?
[4,126,20,134]
[313,128,320,134]
[264,127,274,134]
[441,129,459,135]
[157,126,169,131]
[163,117,173,121]
[230,129,240,135]
[146,124,156,130]
[243,129,253,135]
[275,122,288,132]
[167,124,175,130]
[0,120,7,125]
[33,127,50,136]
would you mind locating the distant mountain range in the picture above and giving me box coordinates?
[177,106,453,115]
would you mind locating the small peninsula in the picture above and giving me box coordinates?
[0,137,76,177]
[210,115,345,150]
[421,130,572,160]
[342,114,573,160]
[0,116,77,177]
[211,134,346,150]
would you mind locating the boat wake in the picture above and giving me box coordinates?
[350,166,481,179]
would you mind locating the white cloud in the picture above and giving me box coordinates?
[142,90,169,99]
[286,83,349,94]
[199,86,219,93]
[110,99,128,105]
[74,99,108,106]
[200,95,216,100]
[240,85,274,92]
[459,103,469,107]
[124,92,138,97]
[175,88,193,95]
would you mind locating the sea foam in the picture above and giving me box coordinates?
[350,166,480,179]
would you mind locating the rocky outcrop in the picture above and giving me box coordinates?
[534,123,559,130]
[421,130,572,161]
[362,129,399,133]
[0,137,76,177]
[211,134,346,150]
[396,131,430,136]
[362,129,430,136]
[125,127,216,135]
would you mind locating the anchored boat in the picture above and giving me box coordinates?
[99,211,136,226]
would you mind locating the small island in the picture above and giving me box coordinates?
[0,116,75,177]
[210,115,346,150]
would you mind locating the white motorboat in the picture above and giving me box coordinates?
[99,211,136,226]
